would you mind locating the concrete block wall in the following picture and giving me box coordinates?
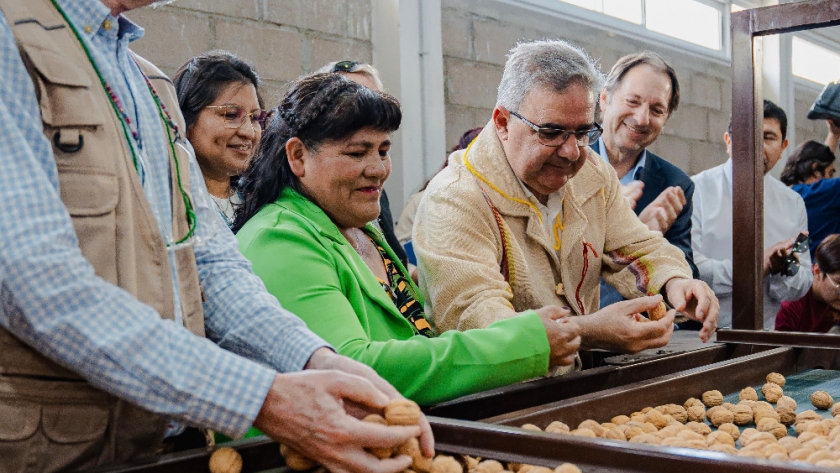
[440,0,732,176]
[127,0,372,109]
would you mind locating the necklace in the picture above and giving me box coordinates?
[50,0,195,246]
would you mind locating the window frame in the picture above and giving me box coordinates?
[499,0,733,64]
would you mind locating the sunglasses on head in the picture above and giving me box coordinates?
[332,60,359,73]
[779,233,811,277]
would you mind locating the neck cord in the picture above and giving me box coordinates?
[49,0,195,245]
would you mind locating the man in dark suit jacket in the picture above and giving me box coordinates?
[594,51,699,307]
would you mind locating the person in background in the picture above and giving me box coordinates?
[805,80,839,155]
[692,100,812,329]
[414,39,718,361]
[0,1,431,471]
[592,51,698,308]
[314,60,409,267]
[395,127,483,265]
[780,140,839,256]
[776,234,840,333]
[234,73,581,405]
[173,51,267,227]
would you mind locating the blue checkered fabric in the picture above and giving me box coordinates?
[0,0,328,437]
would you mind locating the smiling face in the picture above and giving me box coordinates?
[494,83,596,202]
[289,128,392,230]
[600,64,672,159]
[187,82,262,185]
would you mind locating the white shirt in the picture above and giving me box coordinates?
[517,178,564,251]
[691,159,812,329]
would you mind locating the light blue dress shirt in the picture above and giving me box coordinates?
[0,0,327,437]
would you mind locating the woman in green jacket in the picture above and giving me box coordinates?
[233,73,581,405]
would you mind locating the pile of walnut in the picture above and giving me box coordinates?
[275,399,583,473]
[519,372,840,467]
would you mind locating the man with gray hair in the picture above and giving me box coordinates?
[413,39,718,357]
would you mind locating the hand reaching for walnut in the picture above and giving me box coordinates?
[254,349,434,473]
[535,306,581,367]
[574,295,675,354]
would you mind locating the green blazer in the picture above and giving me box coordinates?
[236,188,550,405]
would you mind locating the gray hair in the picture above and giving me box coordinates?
[496,39,603,111]
[314,61,384,92]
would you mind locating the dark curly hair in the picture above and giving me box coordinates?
[232,73,402,232]
[780,140,835,186]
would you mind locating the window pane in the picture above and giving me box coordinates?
[792,37,840,85]
[646,0,722,50]
[603,0,642,24]
[558,0,599,11]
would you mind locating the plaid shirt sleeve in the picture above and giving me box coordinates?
[0,10,324,438]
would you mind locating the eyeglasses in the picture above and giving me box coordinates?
[205,105,269,131]
[825,273,840,295]
[779,233,811,277]
[509,110,602,147]
[332,60,359,73]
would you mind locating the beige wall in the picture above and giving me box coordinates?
[128,0,373,109]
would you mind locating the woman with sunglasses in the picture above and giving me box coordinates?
[776,234,840,333]
[174,51,268,226]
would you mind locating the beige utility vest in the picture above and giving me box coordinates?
[0,0,205,471]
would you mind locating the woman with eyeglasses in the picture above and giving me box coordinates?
[174,51,268,226]
[776,234,840,333]
[233,73,582,405]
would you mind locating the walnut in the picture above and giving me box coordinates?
[738,399,756,409]
[280,444,318,471]
[209,447,243,473]
[553,464,582,473]
[832,402,840,417]
[397,437,433,473]
[676,430,705,442]
[766,372,786,387]
[776,406,796,426]
[363,414,393,459]
[776,395,796,410]
[740,431,775,447]
[545,421,570,434]
[739,428,758,444]
[386,399,422,426]
[648,301,667,321]
[472,459,504,473]
[603,427,626,441]
[804,421,831,437]
[577,420,605,437]
[430,456,462,473]
[811,391,834,410]
[762,443,789,458]
[643,409,668,429]
[610,415,630,425]
[683,397,704,410]
[756,418,787,439]
[656,404,688,424]
[761,382,783,403]
[706,430,735,447]
[717,423,740,440]
[641,407,653,413]
[777,436,802,454]
[816,459,840,468]
[753,408,780,424]
[738,449,766,459]
[707,443,738,455]
[701,390,723,407]
[804,437,830,451]
[622,425,645,440]
[798,431,821,443]
[524,467,553,473]
[706,406,734,427]
[789,447,817,462]
[730,404,753,425]
[806,450,835,465]
[685,421,712,436]
[570,428,596,437]
[797,409,823,424]
[768,452,789,462]
[796,421,817,435]
[751,401,772,413]
[686,405,706,423]
[600,422,617,430]
[462,455,480,470]
[520,424,542,432]
[629,433,661,444]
